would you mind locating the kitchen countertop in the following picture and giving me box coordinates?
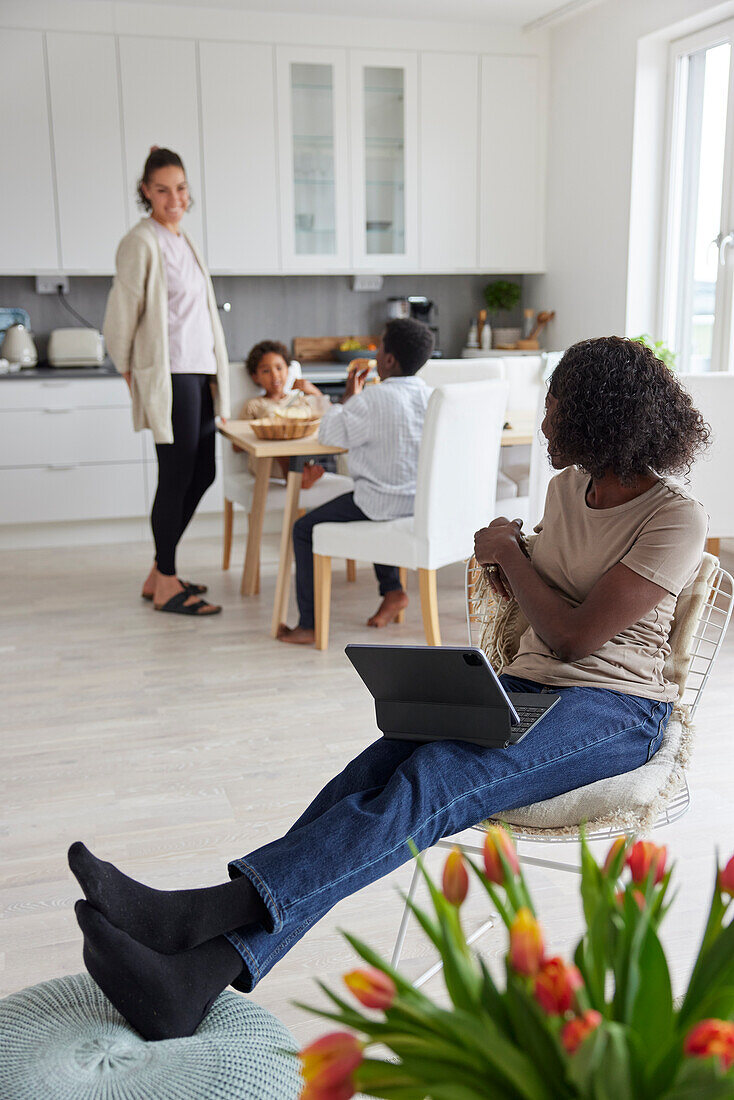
[0,362,118,380]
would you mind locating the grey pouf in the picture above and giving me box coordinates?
[0,972,302,1100]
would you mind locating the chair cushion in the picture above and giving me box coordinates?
[502,462,530,498]
[493,713,691,834]
[0,972,302,1100]
[496,471,518,500]
[223,472,353,512]
[313,516,422,569]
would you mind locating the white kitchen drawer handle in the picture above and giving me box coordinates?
[46,463,79,471]
[43,407,73,413]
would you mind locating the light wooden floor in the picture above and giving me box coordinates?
[2,531,734,1045]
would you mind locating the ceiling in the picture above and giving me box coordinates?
[108,0,590,29]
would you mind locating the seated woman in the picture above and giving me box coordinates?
[68,336,709,1042]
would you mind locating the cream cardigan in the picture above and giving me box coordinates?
[103,219,231,444]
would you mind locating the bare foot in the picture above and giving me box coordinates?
[301,463,325,490]
[153,575,221,615]
[367,590,408,628]
[141,562,159,599]
[276,623,315,645]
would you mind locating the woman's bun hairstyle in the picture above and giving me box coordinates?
[136,147,192,211]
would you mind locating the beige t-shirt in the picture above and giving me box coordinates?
[504,467,708,701]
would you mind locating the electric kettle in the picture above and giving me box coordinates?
[0,324,38,367]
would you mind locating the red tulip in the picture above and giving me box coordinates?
[626,840,667,885]
[561,1010,603,1054]
[483,826,520,884]
[615,887,646,911]
[533,956,583,1015]
[509,907,544,976]
[442,846,469,907]
[299,1032,363,1097]
[718,855,734,897]
[603,837,626,874]
[343,967,396,1010]
[684,1019,734,1071]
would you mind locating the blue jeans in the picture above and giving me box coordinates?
[225,675,672,991]
[292,492,403,629]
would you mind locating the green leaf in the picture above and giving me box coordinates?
[678,865,731,1028]
[664,1056,734,1099]
[502,968,570,1095]
[629,925,674,1053]
[568,1023,634,1100]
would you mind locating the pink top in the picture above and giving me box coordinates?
[150,219,217,376]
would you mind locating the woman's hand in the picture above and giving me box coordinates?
[474,518,524,566]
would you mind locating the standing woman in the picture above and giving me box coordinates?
[104,147,230,616]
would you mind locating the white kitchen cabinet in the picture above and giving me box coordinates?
[348,50,418,272]
[420,53,479,272]
[199,42,280,274]
[0,30,58,273]
[117,36,205,250]
[46,33,127,274]
[276,47,351,272]
[479,54,546,273]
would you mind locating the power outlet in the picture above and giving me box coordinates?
[36,275,69,295]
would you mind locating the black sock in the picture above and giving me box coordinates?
[69,842,265,954]
[75,900,244,1041]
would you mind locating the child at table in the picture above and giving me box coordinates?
[277,318,435,644]
[238,340,325,489]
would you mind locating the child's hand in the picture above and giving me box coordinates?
[291,378,321,396]
[343,366,370,401]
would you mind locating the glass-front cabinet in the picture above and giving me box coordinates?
[276,47,350,270]
[349,51,418,271]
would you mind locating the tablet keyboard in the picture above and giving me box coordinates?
[512,705,549,734]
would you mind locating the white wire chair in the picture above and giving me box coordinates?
[391,555,733,985]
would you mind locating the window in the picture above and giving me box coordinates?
[662,22,734,372]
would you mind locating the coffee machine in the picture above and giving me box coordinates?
[386,295,441,357]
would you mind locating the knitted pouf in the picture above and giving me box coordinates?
[0,972,303,1100]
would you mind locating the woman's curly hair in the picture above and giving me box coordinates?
[547,336,709,483]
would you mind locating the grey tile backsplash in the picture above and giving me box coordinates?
[0,274,524,362]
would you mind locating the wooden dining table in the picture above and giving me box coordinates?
[218,414,535,637]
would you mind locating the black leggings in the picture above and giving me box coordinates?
[152,374,216,576]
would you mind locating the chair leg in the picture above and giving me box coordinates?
[242,513,261,595]
[314,554,332,650]
[706,537,721,556]
[418,568,441,646]
[396,566,408,624]
[222,499,233,571]
[346,559,357,583]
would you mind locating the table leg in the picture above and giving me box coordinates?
[271,469,303,636]
[241,456,273,596]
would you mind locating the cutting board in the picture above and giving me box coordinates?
[293,336,379,362]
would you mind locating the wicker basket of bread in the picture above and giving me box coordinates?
[248,405,321,440]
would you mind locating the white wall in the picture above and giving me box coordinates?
[527,0,734,351]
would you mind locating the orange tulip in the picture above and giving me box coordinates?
[509,907,544,976]
[719,854,734,897]
[561,1010,603,1054]
[533,956,583,1015]
[442,846,469,907]
[603,837,626,874]
[483,826,520,884]
[343,967,396,1010]
[626,840,667,885]
[615,887,646,911]
[684,1019,734,1071]
[300,1031,363,1097]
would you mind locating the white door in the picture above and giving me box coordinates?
[420,52,479,272]
[199,41,280,274]
[479,54,546,274]
[0,30,58,273]
[118,36,205,250]
[662,21,734,372]
[349,50,418,272]
[46,33,127,274]
[276,47,351,272]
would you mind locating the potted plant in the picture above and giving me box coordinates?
[632,335,677,371]
[298,833,734,1098]
[483,280,522,348]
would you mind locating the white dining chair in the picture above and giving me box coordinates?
[417,358,506,387]
[311,378,509,649]
[677,372,734,556]
[222,361,353,593]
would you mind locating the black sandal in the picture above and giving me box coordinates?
[142,580,208,602]
[154,591,221,616]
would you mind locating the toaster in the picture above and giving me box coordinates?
[48,328,105,367]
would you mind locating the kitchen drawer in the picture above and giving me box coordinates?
[0,407,145,467]
[0,463,147,524]
[0,377,129,411]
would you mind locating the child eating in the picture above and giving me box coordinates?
[238,340,325,488]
